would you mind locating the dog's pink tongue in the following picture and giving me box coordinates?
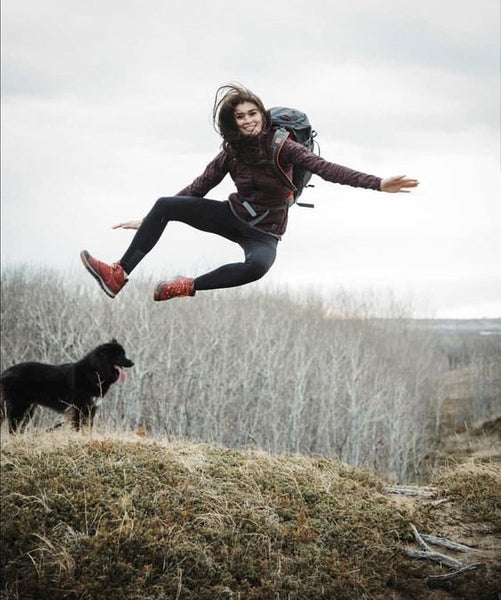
[116,366,127,383]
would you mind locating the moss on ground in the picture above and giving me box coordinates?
[434,463,501,529]
[1,433,499,599]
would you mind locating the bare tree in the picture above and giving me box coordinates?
[2,266,498,481]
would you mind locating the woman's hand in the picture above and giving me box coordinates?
[380,175,419,193]
[112,220,143,230]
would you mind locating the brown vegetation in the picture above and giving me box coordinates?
[1,433,500,600]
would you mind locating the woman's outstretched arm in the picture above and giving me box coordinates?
[380,175,419,193]
[112,220,143,230]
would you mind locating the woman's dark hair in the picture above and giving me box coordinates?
[212,84,267,162]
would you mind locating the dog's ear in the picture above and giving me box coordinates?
[110,338,118,344]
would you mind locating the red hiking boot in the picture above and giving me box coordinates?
[80,250,128,298]
[153,277,195,301]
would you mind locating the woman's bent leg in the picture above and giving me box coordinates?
[119,196,232,274]
[194,235,277,290]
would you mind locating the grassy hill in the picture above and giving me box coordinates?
[1,432,500,600]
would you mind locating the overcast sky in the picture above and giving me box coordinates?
[1,0,500,318]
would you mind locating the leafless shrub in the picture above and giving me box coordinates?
[1,266,497,481]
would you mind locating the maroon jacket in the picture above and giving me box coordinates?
[177,114,382,237]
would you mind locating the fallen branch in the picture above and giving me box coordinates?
[427,563,485,583]
[406,524,484,582]
[410,523,432,551]
[406,549,463,570]
[421,534,475,553]
[386,486,451,508]
[423,497,450,508]
[385,485,437,497]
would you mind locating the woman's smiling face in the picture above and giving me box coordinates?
[234,102,264,137]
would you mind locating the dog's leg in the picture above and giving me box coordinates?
[78,405,96,431]
[7,402,34,434]
[71,405,94,431]
[70,408,83,431]
[88,405,97,430]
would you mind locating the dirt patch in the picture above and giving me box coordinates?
[386,463,501,600]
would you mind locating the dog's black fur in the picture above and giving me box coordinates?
[0,339,134,432]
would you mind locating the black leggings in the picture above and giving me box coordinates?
[119,197,278,291]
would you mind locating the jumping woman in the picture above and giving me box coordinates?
[80,84,419,301]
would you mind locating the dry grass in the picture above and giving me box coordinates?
[1,431,500,600]
[433,462,501,529]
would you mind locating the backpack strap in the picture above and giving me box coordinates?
[269,129,297,193]
[267,129,314,208]
[240,201,270,226]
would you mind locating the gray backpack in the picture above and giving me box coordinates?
[267,106,319,207]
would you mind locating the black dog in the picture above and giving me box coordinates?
[0,339,134,432]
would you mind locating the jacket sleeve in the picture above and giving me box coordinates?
[176,151,230,197]
[282,139,382,191]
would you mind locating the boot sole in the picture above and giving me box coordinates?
[80,250,118,298]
